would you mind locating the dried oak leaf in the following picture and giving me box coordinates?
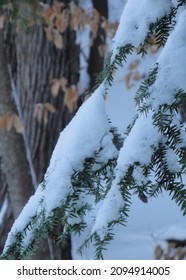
[128,59,140,70]
[64,85,77,113]
[43,6,55,25]
[52,1,64,14]
[44,102,56,113]
[55,12,69,33]
[124,72,133,89]
[12,114,24,134]
[0,114,11,130]
[51,79,61,97]
[0,113,24,134]
[70,3,81,31]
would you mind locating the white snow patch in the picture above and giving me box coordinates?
[148,10,186,109]
[3,185,43,253]
[166,148,181,173]
[116,113,161,180]
[43,85,110,213]
[112,0,172,53]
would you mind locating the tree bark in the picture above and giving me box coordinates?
[0,29,34,219]
[88,0,108,88]
[5,0,80,259]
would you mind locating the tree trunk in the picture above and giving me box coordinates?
[0,29,34,219]
[5,0,80,259]
[88,0,108,88]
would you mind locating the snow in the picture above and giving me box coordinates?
[166,148,181,173]
[73,0,186,260]
[112,0,172,54]
[3,0,186,260]
[43,84,110,213]
[3,84,118,253]
[116,113,161,180]
[91,184,124,240]
[148,10,186,109]
[3,185,43,253]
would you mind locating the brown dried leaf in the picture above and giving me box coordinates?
[44,102,56,113]
[53,30,63,49]
[98,44,107,57]
[0,114,11,130]
[124,72,133,89]
[43,6,55,25]
[64,85,77,113]
[149,44,159,54]
[154,245,163,260]
[55,12,69,33]
[132,71,143,81]
[70,3,82,31]
[128,59,140,70]
[7,115,14,131]
[0,113,24,134]
[51,79,61,97]
[12,114,24,134]
[52,1,64,14]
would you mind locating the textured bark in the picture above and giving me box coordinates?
[88,0,108,88]
[14,26,79,183]
[0,29,34,219]
[5,1,80,259]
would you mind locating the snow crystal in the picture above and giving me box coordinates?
[112,0,172,53]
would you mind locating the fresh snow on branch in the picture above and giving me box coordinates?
[3,85,118,254]
[2,0,186,260]
[112,0,172,52]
